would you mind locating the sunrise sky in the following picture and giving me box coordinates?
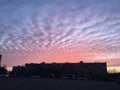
[0,0,120,72]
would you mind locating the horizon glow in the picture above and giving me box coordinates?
[0,0,120,70]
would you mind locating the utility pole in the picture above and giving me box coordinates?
[0,55,2,67]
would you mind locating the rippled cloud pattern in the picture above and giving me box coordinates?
[0,0,120,66]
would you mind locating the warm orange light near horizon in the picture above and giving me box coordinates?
[107,66,120,73]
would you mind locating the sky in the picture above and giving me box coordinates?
[0,0,120,69]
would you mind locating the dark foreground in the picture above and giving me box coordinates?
[0,78,120,90]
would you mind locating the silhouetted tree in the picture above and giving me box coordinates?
[0,67,7,75]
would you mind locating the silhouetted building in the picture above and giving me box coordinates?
[12,66,25,77]
[12,61,107,79]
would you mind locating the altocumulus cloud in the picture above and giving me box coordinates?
[0,0,120,66]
